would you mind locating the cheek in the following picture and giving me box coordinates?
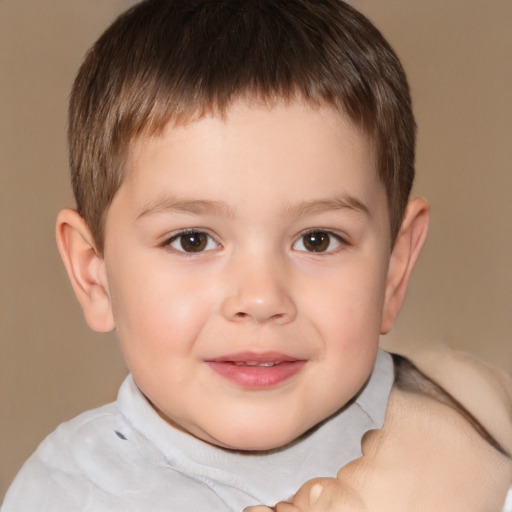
[109,261,218,356]
[302,260,388,337]
[298,261,387,405]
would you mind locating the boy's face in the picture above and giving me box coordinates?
[102,100,393,450]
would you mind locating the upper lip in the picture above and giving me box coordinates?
[206,352,304,364]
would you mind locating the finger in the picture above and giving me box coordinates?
[292,477,365,511]
[244,502,299,512]
[293,479,327,511]
[274,502,300,512]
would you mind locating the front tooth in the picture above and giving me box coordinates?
[233,361,277,367]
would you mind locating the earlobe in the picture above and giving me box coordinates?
[381,198,430,334]
[55,209,115,333]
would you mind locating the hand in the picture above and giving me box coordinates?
[244,474,367,512]
[245,388,512,512]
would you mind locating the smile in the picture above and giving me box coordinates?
[206,352,306,388]
[233,361,281,367]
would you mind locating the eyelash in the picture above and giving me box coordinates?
[292,229,347,254]
[162,228,347,255]
[163,229,220,254]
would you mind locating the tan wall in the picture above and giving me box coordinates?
[1,0,511,497]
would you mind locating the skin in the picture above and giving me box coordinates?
[56,99,429,454]
[245,387,512,512]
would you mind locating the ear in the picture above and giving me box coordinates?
[381,198,430,334]
[55,209,115,332]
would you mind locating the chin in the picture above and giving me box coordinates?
[208,422,309,453]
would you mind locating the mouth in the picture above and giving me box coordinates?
[205,352,306,388]
[232,361,283,367]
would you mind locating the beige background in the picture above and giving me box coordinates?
[1,0,511,498]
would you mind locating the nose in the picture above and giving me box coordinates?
[220,257,297,325]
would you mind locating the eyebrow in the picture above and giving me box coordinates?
[136,197,235,220]
[136,194,370,220]
[282,195,371,218]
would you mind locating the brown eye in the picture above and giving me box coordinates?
[168,231,217,253]
[303,231,330,252]
[293,231,343,253]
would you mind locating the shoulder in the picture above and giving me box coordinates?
[2,402,123,511]
[398,344,512,455]
[2,400,229,512]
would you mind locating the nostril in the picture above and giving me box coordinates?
[233,311,288,323]
[221,291,297,324]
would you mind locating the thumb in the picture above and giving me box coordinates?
[292,477,365,511]
[245,504,299,512]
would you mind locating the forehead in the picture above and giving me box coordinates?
[126,98,377,184]
[121,99,383,213]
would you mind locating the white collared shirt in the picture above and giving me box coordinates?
[2,351,394,511]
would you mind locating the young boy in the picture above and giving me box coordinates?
[3,0,511,511]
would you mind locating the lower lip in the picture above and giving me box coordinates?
[206,361,306,388]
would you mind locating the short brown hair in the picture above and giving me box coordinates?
[69,0,415,251]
